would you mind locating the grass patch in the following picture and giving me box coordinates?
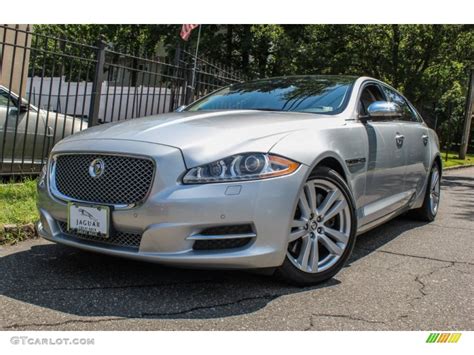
[441,151,474,168]
[0,178,39,226]
[0,178,39,245]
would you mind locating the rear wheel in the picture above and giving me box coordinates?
[276,166,357,285]
[412,163,441,222]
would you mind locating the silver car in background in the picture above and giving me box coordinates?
[0,85,87,175]
[37,76,441,285]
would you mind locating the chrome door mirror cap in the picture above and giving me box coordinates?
[366,101,402,120]
[8,107,19,116]
[175,105,187,112]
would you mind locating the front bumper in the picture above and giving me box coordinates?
[37,139,308,269]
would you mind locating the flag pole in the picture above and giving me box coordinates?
[190,25,202,94]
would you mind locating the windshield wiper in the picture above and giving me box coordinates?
[249,108,286,112]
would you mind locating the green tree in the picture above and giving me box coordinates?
[33,24,474,148]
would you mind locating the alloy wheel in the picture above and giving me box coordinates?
[287,179,352,273]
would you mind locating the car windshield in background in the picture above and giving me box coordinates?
[186,76,355,114]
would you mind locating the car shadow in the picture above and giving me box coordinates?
[0,216,428,322]
[6,172,471,321]
[439,174,474,221]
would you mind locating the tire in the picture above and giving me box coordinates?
[411,163,441,222]
[276,166,357,286]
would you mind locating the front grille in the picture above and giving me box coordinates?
[53,154,154,206]
[193,238,252,250]
[58,221,142,250]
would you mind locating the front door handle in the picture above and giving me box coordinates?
[395,133,405,148]
[422,134,429,146]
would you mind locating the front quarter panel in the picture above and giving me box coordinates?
[269,120,368,210]
[429,128,441,163]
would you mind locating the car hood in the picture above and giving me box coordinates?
[58,110,326,167]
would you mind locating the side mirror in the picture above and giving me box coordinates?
[19,103,29,113]
[175,105,186,112]
[8,107,18,116]
[366,101,402,120]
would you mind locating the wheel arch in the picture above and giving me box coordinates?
[305,152,361,213]
[314,156,347,182]
[306,152,350,184]
[433,153,442,175]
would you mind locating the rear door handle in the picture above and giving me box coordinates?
[422,134,429,146]
[395,133,405,147]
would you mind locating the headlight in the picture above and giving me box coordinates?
[182,153,300,184]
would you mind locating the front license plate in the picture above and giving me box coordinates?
[67,203,110,238]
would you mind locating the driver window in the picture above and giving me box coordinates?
[358,84,385,115]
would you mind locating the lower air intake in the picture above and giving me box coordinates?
[192,224,254,250]
[58,221,142,250]
[193,238,252,250]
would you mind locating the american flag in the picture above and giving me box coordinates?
[180,24,199,41]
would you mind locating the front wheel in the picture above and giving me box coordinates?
[276,166,357,286]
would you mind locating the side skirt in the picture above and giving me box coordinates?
[356,204,411,236]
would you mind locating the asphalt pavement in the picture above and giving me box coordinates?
[0,167,473,330]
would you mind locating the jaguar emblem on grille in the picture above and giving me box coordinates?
[88,158,105,178]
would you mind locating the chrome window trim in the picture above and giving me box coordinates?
[48,152,156,210]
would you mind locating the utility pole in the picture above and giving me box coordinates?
[459,68,474,159]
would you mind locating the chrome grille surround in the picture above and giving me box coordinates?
[49,153,155,208]
[57,221,142,250]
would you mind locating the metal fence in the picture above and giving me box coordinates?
[0,24,244,175]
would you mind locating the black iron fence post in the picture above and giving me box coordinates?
[89,38,106,126]
[185,61,194,105]
[168,43,182,112]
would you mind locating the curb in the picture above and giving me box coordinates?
[0,223,38,245]
[443,164,474,171]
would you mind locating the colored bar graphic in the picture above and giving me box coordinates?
[426,333,439,343]
[438,333,449,343]
[426,333,461,343]
[448,333,462,343]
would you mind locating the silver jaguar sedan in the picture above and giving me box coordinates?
[36,75,441,285]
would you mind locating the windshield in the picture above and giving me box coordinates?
[186,76,355,114]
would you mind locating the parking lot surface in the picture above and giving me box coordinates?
[0,167,473,330]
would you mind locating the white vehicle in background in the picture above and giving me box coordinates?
[0,85,87,175]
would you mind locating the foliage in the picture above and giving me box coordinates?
[441,151,474,168]
[33,24,474,147]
